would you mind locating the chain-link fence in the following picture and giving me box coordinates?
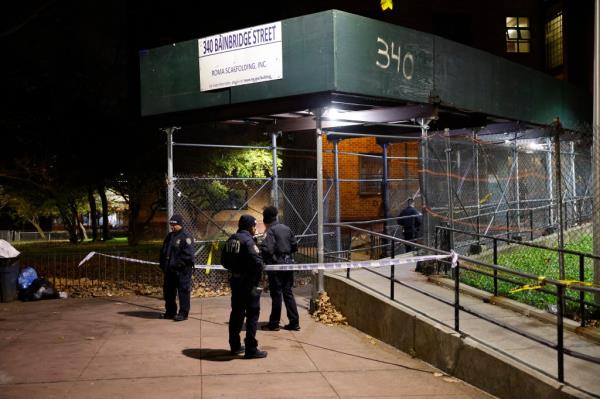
[423,127,594,256]
[165,124,598,295]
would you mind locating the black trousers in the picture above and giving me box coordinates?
[403,231,416,253]
[163,267,192,317]
[266,271,299,327]
[228,277,260,352]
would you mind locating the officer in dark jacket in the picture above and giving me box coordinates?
[159,214,195,321]
[398,198,422,253]
[260,206,300,331]
[222,215,267,359]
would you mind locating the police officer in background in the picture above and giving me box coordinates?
[221,215,267,359]
[159,214,195,321]
[398,198,422,253]
[260,206,300,331]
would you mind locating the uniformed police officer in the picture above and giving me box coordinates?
[398,198,422,253]
[159,214,195,321]
[260,206,300,331]
[221,215,267,359]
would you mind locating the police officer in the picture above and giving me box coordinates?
[398,198,422,253]
[260,206,300,331]
[221,215,267,359]
[159,214,195,321]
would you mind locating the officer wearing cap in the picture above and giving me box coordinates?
[260,206,300,331]
[221,215,267,359]
[159,214,195,321]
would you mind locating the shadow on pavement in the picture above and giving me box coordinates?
[182,348,239,361]
[118,311,162,319]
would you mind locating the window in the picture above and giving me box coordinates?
[545,12,563,69]
[359,154,384,195]
[506,17,531,53]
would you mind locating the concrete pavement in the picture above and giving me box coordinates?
[326,257,600,399]
[0,286,493,399]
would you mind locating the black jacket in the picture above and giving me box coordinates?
[222,229,264,282]
[398,206,422,234]
[159,229,195,271]
[260,221,298,265]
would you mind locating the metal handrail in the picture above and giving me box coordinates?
[325,222,600,387]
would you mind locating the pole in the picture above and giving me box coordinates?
[381,142,390,255]
[554,124,566,279]
[316,109,325,294]
[271,131,280,208]
[333,139,342,257]
[419,120,431,246]
[514,132,521,235]
[474,130,481,243]
[445,128,455,249]
[569,142,577,225]
[166,127,176,233]
[546,137,555,228]
[594,0,600,304]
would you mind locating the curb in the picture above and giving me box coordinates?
[428,275,600,344]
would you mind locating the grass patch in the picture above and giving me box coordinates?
[460,235,596,318]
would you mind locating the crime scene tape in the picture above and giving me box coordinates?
[78,251,458,271]
[510,275,600,294]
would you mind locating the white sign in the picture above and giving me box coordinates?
[198,22,282,91]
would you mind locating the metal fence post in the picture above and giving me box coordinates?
[530,208,534,241]
[580,255,586,327]
[390,237,395,300]
[557,284,565,383]
[454,260,460,332]
[493,238,498,296]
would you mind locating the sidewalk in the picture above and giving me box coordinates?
[329,255,600,398]
[0,287,493,399]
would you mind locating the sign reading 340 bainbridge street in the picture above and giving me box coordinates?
[198,22,282,91]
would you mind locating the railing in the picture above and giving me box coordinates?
[436,225,600,326]
[326,222,600,391]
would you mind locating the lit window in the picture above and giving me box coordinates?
[506,17,531,53]
[545,12,563,69]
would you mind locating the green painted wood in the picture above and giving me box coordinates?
[139,10,590,129]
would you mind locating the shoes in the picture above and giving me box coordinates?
[160,313,175,320]
[244,349,268,359]
[261,324,280,331]
[230,345,245,355]
[174,314,188,321]
[283,324,300,331]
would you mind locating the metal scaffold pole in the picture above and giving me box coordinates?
[419,119,431,247]
[271,131,280,208]
[381,142,390,255]
[333,138,342,257]
[593,0,600,303]
[554,123,566,280]
[164,126,179,233]
[316,109,325,295]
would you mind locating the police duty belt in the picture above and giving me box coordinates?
[78,251,458,270]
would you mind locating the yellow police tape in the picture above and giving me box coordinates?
[510,275,600,294]
[205,241,221,274]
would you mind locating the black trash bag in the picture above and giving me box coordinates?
[18,278,60,301]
